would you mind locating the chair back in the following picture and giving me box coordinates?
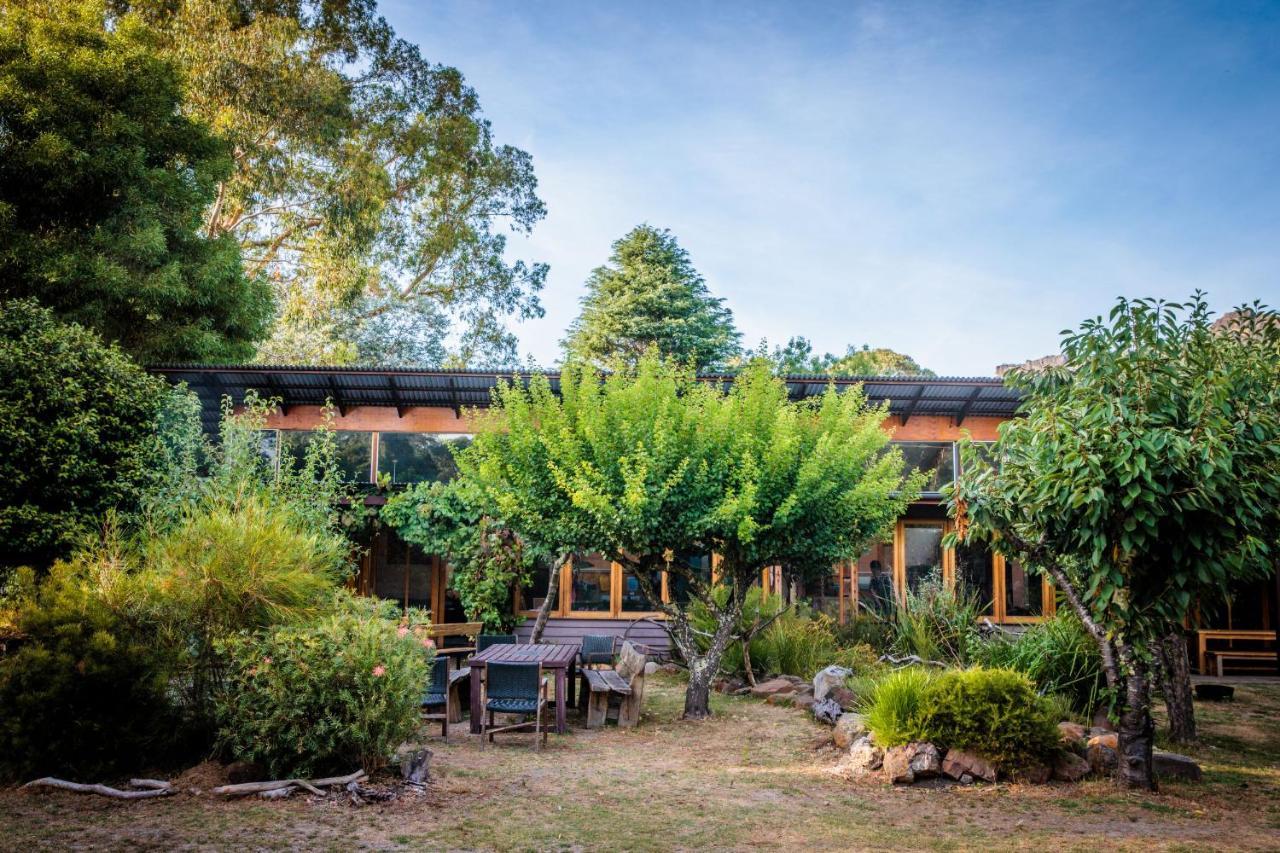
[477,634,518,653]
[422,655,448,704]
[580,634,616,666]
[485,662,540,702]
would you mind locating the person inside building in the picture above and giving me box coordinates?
[868,560,894,616]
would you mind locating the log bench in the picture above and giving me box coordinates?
[447,667,471,723]
[1207,649,1277,677]
[580,641,647,729]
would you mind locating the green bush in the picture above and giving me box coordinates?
[0,560,180,781]
[888,577,983,664]
[861,666,935,747]
[969,611,1106,716]
[215,594,432,777]
[913,667,1061,768]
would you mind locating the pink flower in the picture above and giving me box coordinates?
[247,667,258,677]
[262,656,272,666]
[421,637,435,649]
[397,625,409,637]
[372,665,386,677]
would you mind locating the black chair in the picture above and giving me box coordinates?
[480,662,548,749]
[579,634,616,668]
[421,656,450,741]
[477,634,518,653]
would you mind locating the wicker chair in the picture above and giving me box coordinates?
[579,634,616,668]
[481,662,548,749]
[420,656,450,741]
[476,634,518,653]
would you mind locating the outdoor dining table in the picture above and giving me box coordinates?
[468,643,579,735]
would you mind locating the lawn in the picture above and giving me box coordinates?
[2,674,1278,851]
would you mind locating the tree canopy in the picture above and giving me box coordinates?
[948,294,1280,790]
[441,354,917,716]
[562,226,741,371]
[0,1,271,363]
[111,0,548,366]
[769,336,935,377]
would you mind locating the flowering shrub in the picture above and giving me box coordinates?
[215,594,432,777]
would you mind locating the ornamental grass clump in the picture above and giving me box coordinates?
[215,594,432,778]
[970,611,1106,716]
[861,666,935,748]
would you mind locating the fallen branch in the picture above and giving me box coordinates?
[877,653,947,669]
[259,786,297,800]
[22,778,174,800]
[211,770,366,798]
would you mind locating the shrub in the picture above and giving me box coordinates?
[0,559,180,781]
[215,594,433,778]
[917,668,1059,768]
[969,611,1106,716]
[888,577,984,664]
[861,666,935,747]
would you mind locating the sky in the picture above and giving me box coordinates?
[384,0,1280,376]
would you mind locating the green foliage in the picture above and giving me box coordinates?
[0,559,181,781]
[861,666,935,748]
[562,226,742,370]
[383,480,538,631]
[912,668,1061,769]
[888,577,983,665]
[768,336,935,377]
[0,1,270,362]
[114,0,546,366]
[215,593,432,777]
[969,611,1107,716]
[0,300,169,573]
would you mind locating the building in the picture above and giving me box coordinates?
[149,364,1276,670]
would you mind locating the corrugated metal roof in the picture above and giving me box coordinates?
[148,364,1023,430]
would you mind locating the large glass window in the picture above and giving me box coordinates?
[1004,559,1044,618]
[855,540,895,616]
[668,553,712,605]
[518,558,554,613]
[373,530,433,609]
[280,429,373,483]
[893,442,956,493]
[569,553,612,612]
[903,522,944,594]
[377,433,472,484]
[955,541,995,616]
[620,564,662,612]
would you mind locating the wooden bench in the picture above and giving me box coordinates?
[422,622,484,661]
[1197,629,1276,674]
[447,667,471,723]
[580,642,647,729]
[1207,649,1278,677]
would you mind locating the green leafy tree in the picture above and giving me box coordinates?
[112,0,547,365]
[768,336,935,377]
[948,294,1280,790]
[0,2,271,362]
[563,226,741,371]
[455,354,917,717]
[0,300,171,575]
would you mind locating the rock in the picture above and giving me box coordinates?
[226,761,267,784]
[659,662,682,675]
[812,697,843,725]
[812,665,853,701]
[959,773,974,785]
[750,677,797,698]
[732,687,753,696]
[882,745,916,784]
[643,661,659,676]
[1153,751,1202,782]
[765,691,796,706]
[1057,721,1087,744]
[1087,743,1118,777]
[847,736,883,775]
[1012,763,1051,784]
[781,674,807,686]
[1091,707,1116,731]
[941,748,998,783]
[1052,751,1091,783]
[1194,683,1234,702]
[795,683,815,697]
[792,694,817,711]
[833,713,869,749]
[1086,732,1118,751]
[715,676,746,695]
[398,747,431,784]
[829,686,858,711]
[909,742,942,779]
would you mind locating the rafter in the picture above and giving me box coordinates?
[954,386,982,426]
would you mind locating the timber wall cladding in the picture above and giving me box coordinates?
[260,405,1004,443]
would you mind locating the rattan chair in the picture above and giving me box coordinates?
[476,634,518,653]
[480,662,548,749]
[420,656,450,741]
[579,634,616,668]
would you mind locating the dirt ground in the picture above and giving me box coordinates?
[2,674,1278,851]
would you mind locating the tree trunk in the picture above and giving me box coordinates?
[529,552,568,644]
[1115,644,1157,791]
[1156,628,1196,743]
[681,605,740,720]
[741,639,756,688]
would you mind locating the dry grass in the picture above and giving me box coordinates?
[1,675,1278,851]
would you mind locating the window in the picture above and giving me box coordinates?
[955,541,995,616]
[377,433,472,484]
[518,558,554,613]
[854,540,895,615]
[258,430,279,470]
[372,530,433,609]
[903,521,944,594]
[569,553,612,613]
[667,553,712,605]
[808,563,841,618]
[1004,559,1044,618]
[279,429,373,483]
[620,564,662,612]
[893,442,956,493]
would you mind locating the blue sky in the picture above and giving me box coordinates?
[384,1,1280,375]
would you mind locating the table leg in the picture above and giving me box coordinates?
[1198,634,1207,675]
[567,660,577,708]
[555,666,568,734]
[469,663,484,734]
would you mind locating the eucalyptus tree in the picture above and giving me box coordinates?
[454,353,916,718]
[769,337,935,377]
[948,295,1280,790]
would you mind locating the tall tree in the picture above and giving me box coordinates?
[451,354,917,718]
[0,1,271,362]
[111,0,548,366]
[948,294,1280,790]
[769,336,935,377]
[563,226,741,371]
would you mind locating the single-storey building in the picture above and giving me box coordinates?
[149,364,1277,672]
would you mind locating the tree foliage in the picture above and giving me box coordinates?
[0,1,271,362]
[949,294,1280,789]
[768,336,935,377]
[562,226,741,371]
[453,353,917,716]
[111,0,547,365]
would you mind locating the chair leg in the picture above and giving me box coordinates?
[442,693,450,742]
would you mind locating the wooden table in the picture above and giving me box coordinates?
[1196,629,1276,674]
[468,643,579,735]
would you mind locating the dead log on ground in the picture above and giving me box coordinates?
[22,778,174,799]
[211,769,366,798]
